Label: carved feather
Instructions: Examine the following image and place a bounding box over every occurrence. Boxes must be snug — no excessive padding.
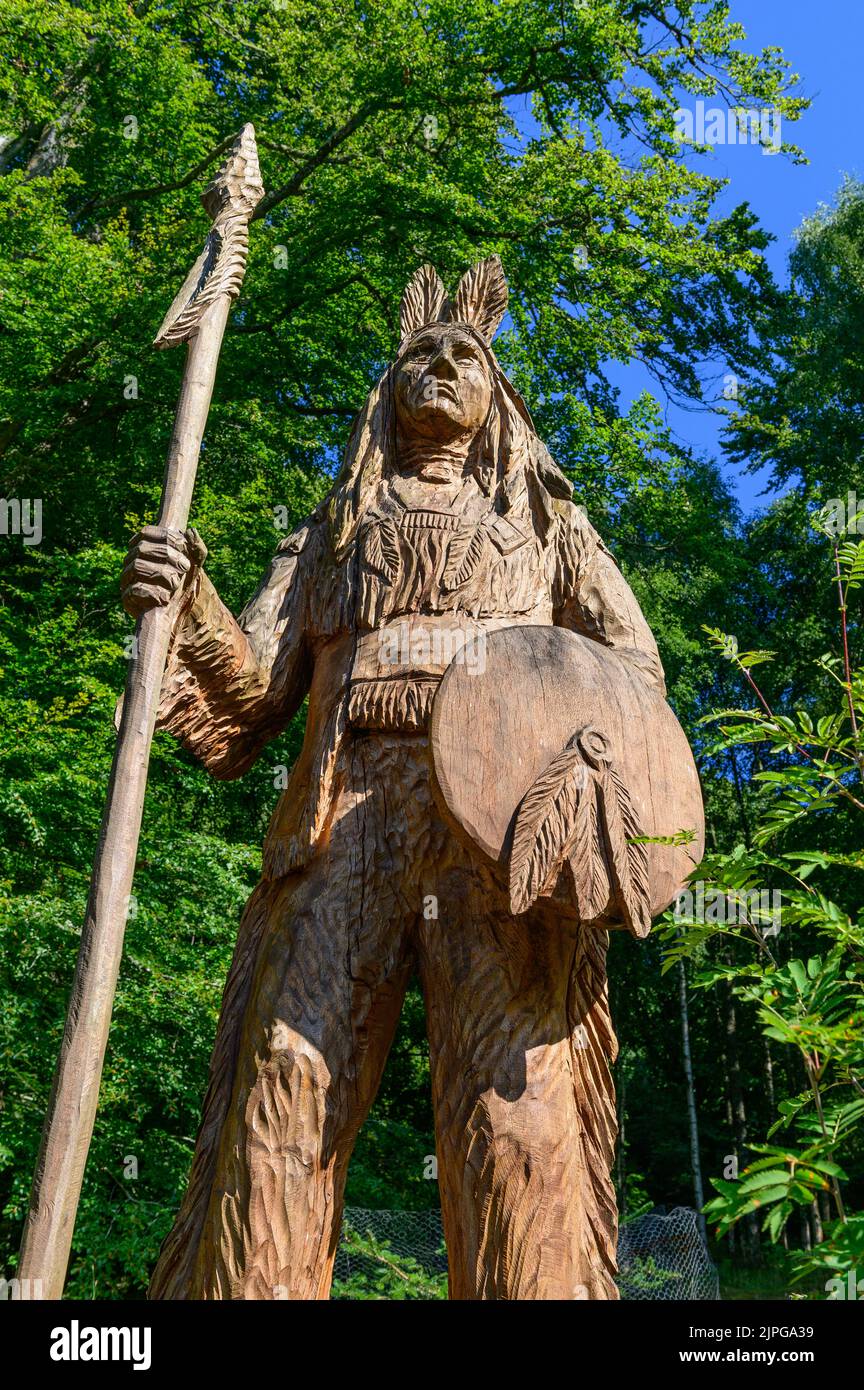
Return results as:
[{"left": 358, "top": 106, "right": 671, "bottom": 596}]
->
[
  {"left": 563, "top": 773, "right": 611, "bottom": 922},
  {"left": 363, "top": 517, "right": 401, "bottom": 582},
  {"left": 596, "top": 766, "right": 652, "bottom": 939},
  {"left": 441, "top": 523, "right": 486, "bottom": 591},
  {"left": 448, "top": 254, "right": 508, "bottom": 343},
  {"left": 399, "top": 263, "right": 447, "bottom": 340},
  {"left": 509, "top": 745, "right": 588, "bottom": 914},
  {"left": 154, "top": 125, "right": 264, "bottom": 349}
]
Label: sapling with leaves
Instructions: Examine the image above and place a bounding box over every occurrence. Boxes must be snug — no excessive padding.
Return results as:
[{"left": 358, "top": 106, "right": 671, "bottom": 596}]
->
[{"left": 657, "top": 510, "right": 864, "bottom": 1293}]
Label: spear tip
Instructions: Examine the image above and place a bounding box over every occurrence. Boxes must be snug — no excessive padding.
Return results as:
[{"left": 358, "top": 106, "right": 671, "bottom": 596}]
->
[
  {"left": 202, "top": 122, "right": 265, "bottom": 222},
  {"left": 153, "top": 124, "right": 266, "bottom": 349}
]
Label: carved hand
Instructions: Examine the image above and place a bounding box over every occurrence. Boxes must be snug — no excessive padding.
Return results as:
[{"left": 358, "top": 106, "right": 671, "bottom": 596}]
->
[{"left": 120, "top": 525, "right": 208, "bottom": 618}]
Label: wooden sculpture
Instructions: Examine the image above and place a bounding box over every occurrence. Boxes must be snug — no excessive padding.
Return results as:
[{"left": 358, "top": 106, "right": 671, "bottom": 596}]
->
[{"left": 123, "top": 257, "right": 704, "bottom": 1301}]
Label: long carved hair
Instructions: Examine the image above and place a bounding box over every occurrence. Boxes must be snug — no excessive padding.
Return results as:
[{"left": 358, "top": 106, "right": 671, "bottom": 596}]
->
[{"left": 327, "top": 256, "right": 573, "bottom": 561}]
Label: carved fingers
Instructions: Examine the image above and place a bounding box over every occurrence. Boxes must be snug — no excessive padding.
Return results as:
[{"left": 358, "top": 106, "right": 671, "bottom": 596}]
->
[
  {"left": 184, "top": 526, "right": 208, "bottom": 568},
  {"left": 120, "top": 524, "right": 206, "bottom": 618}
]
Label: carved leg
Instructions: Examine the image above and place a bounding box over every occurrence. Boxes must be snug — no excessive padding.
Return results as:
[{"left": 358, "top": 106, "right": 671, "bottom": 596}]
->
[
  {"left": 193, "top": 866, "right": 410, "bottom": 1300},
  {"left": 151, "top": 737, "right": 417, "bottom": 1300},
  {"left": 418, "top": 862, "right": 618, "bottom": 1300}
]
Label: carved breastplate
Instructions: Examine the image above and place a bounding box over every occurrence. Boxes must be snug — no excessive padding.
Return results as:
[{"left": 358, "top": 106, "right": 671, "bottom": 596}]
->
[
  {"left": 356, "top": 475, "right": 546, "bottom": 627},
  {"left": 348, "top": 473, "right": 554, "bottom": 731}
]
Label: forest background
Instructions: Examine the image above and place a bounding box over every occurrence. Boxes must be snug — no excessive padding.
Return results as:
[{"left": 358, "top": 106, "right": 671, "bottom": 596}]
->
[{"left": 1, "top": 0, "right": 862, "bottom": 1298}]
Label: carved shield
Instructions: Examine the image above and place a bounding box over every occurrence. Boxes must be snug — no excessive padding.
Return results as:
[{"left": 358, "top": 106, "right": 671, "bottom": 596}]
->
[{"left": 429, "top": 625, "right": 704, "bottom": 935}]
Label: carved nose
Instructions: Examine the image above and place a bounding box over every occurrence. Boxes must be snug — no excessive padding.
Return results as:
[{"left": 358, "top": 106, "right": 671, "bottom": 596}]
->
[{"left": 430, "top": 347, "right": 459, "bottom": 380}]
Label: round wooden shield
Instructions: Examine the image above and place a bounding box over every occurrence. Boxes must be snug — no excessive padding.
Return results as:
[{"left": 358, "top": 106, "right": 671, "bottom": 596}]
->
[{"left": 430, "top": 625, "right": 704, "bottom": 923}]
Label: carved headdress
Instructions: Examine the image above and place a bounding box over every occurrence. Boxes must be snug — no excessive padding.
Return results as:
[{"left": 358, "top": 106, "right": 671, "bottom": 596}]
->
[{"left": 328, "top": 255, "right": 573, "bottom": 560}]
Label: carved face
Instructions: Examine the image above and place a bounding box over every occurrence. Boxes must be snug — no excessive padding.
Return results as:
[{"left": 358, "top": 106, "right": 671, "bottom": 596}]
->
[{"left": 394, "top": 326, "right": 493, "bottom": 443}]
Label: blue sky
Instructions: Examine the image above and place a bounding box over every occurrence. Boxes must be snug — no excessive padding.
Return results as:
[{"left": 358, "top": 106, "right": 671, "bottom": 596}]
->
[
  {"left": 661, "top": 0, "right": 863, "bottom": 512},
  {"left": 518, "top": 2, "right": 863, "bottom": 514}
]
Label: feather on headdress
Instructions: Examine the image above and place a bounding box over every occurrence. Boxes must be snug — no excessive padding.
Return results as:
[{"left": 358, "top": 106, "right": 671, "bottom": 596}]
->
[{"left": 328, "top": 256, "right": 571, "bottom": 560}]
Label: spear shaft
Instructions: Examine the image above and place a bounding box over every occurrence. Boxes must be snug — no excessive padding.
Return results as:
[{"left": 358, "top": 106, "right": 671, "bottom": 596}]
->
[{"left": 17, "top": 126, "right": 264, "bottom": 1300}]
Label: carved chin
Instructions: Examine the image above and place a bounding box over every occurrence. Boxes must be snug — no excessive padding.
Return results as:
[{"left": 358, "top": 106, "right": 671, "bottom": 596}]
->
[
  {"left": 415, "top": 460, "right": 456, "bottom": 482},
  {"left": 405, "top": 401, "right": 479, "bottom": 442}
]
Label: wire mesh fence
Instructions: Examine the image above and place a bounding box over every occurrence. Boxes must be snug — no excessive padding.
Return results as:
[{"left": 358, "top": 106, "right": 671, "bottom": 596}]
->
[
  {"left": 617, "top": 1206, "right": 720, "bottom": 1300},
  {"left": 332, "top": 1204, "right": 719, "bottom": 1300}
]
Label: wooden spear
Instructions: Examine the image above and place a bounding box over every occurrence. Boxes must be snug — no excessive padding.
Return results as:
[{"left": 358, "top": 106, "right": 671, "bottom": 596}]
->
[{"left": 16, "top": 124, "right": 265, "bottom": 1300}]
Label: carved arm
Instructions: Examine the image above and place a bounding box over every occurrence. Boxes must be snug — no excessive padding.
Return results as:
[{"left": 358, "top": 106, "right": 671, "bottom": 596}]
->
[{"left": 150, "top": 523, "right": 317, "bottom": 778}]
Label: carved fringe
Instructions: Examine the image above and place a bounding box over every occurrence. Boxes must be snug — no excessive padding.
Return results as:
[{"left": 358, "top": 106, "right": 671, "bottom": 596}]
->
[
  {"left": 149, "top": 882, "right": 276, "bottom": 1299},
  {"left": 264, "top": 697, "right": 348, "bottom": 881},
  {"left": 346, "top": 677, "right": 438, "bottom": 732},
  {"left": 569, "top": 925, "right": 619, "bottom": 1298}
]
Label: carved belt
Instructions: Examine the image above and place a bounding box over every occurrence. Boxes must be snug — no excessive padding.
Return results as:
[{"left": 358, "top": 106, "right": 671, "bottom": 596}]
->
[
  {"left": 346, "top": 613, "right": 540, "bottom": 732},
  {"left": 347, "top": 676, "right": 441, "bottom": 732}
]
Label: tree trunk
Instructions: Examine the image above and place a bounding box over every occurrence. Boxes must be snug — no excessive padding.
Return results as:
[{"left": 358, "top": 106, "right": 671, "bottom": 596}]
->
[
  {"left": 799, "top": 1208, "right": 812, "bottom": 1252},
  {"left": 678, "top": 959, "right": 707, "bottom": 1242},
  {"left": 723, "top": 973, "right": 761, "bottom": 1264},
  {"left": 713, "top": 993, "right": 737, "bottom": 1258},
  {"left": 809, "top": 1199, "right": 824, "bottom": 1247},
  {"left": 763, "top": 1036, "right": 776, "bottom": 1112},
  {"left": 819, "top": 1191, "right": 832, "bottom": 1228}
]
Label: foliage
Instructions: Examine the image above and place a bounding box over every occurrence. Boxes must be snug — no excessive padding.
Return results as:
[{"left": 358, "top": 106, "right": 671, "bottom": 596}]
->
[
  {"left": 2, "top": 0, "right": 855, "bottom": 1303},
  {"left": 723, "top": 178, "right": 864, "bottom": 501},
  {"left": 330, "top": 1222, "right": 447, "bottom": 1301},
  {"left": 658, "top": 523, "right": 864, "bottom": 1293}
]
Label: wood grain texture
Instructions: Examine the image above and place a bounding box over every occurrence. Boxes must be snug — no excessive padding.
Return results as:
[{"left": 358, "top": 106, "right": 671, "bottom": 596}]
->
[
  {"left": 150, "top": 738, "right": 619, "bottom": 1300},
  {"left": 141, "top": 258, "right": 703, "bottom": 1301},
  {"left": 430, "top": 625, "right": 704, "bottom": 929},
  {"left": 509, "top": 740, "right": 589, "bottom": 913}
]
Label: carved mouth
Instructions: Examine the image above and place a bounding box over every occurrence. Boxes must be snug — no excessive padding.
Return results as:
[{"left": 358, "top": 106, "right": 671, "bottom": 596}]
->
[{"left": 429, "top": 381, "right": 460, "bottom": 405}]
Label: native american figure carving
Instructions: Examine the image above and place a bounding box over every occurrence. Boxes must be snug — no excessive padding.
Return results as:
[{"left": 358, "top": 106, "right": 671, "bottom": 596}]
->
[{"left": 124, "top": 257, "right": 703, "bottom": 1301}]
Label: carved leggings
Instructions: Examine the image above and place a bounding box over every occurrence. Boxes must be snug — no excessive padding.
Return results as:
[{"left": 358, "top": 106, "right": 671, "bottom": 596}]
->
[{"left": 149, "top": 734, "right": 618, "bottom": 1301}]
